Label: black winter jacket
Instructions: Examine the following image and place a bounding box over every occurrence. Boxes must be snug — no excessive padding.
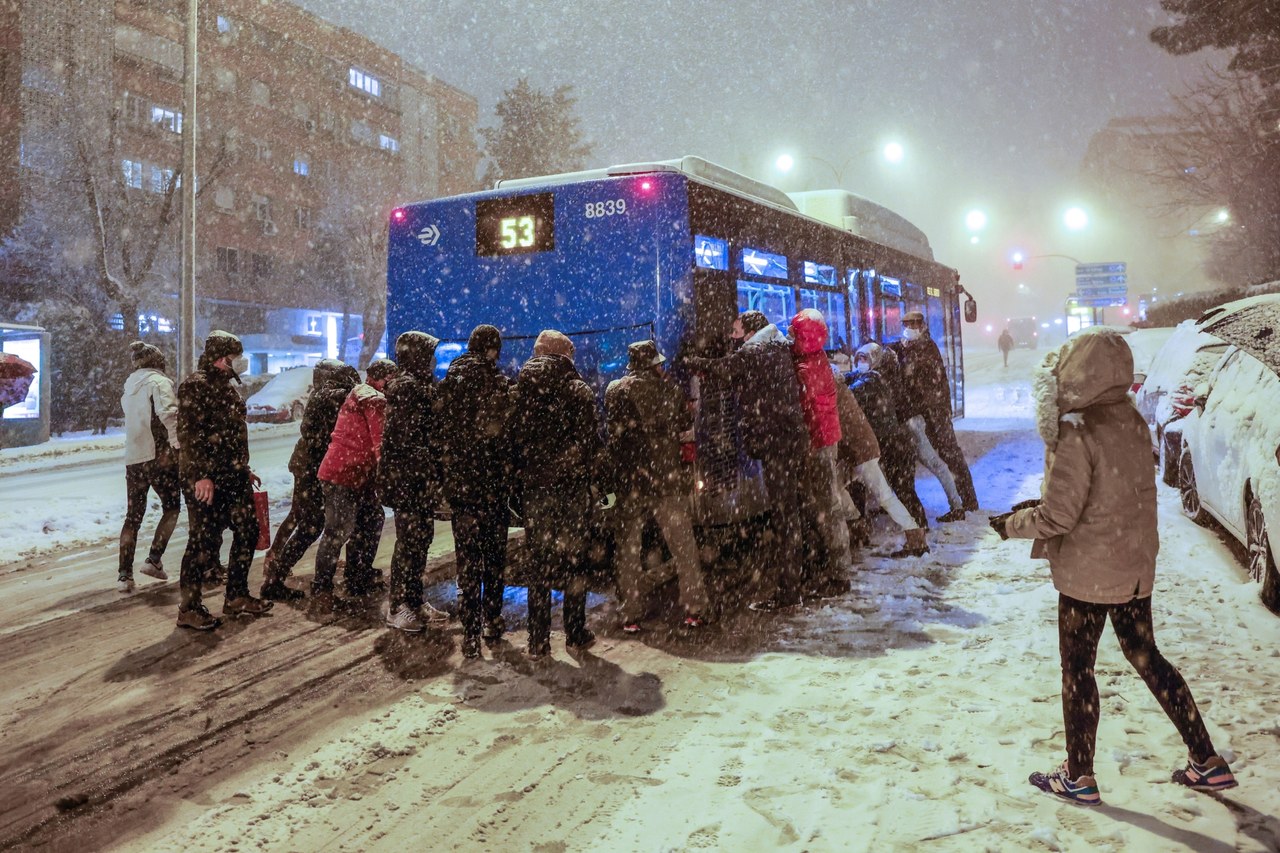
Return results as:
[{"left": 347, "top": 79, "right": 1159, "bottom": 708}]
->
[
  {"left": 848, "top": 368, "right": 912, "bottom": 458},
  {"left": 288, "top": 369, "right": 356, "bottom": 478},
  {"left": 380, "top": 372, "right": 441, "bottom": 511},
  {"left": 436, "top": 351, "right": 513, "bottom": 508},
  {"left": 887, "top": 337, "right": 952, "bottom": 423},
  {"left": 509, "top": 354, "right": 602, "bottom": 500},
  {"left": 604, "top": 368, "right": 692, "bottom": 500},
  {"left": 177, "top": 366, "right": 250, "bottom": 484}
]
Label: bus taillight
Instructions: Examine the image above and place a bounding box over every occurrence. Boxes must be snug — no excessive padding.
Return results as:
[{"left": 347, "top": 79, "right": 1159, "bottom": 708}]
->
[
  {"left": 391, "top": 208, "right": 406, "bottom": 222},
  {"left": 639, "top": 179, "right": 654, "bottom": 193}
]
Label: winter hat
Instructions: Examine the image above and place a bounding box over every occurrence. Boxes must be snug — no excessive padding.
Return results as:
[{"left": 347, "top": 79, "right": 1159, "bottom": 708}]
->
[
  {"left": 313, "top": 358, "right": 358, "bottom": 391},
  {"left": 394, "top": 330, "right": 440, "bottom": 378},
  {"left": 855, "top": 342, "right": 883, "bottom": 369},
  {"left": 626, "top": 340, "right": 666, "bottom": 372},
  {"left": 903, "top": 309, "right": 925, "bottom": 324},
  {"left": 533, "top": 329, "right": 575, "bottom": 359},
  {"left": 129, "top": 340, "right": 165, "bottom": 370},
  {"left": 201, "top": 330, "right": 243, "bottom": 363},
  {"left": 467, "top": 324, "right": 502, "bottom": 356},
  {"left": 364, "top": 358, "right": 399, "bottom": 384},
  {"left": 739, "top": 310, "right": 770, "bottom": 337}
]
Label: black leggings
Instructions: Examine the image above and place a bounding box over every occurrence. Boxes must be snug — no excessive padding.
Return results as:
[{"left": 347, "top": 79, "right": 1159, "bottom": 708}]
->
[
  {"left": 1059, "top": 594, "right": 1215, "bottom": 778},
  {"left": 119, "top": 456, "right": 182, "bottom": 577}
]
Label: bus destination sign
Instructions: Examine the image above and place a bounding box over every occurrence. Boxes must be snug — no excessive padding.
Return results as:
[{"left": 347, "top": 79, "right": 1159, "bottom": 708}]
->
[{"left": 475, "top": 192, "right": 555, "bottom": 256}]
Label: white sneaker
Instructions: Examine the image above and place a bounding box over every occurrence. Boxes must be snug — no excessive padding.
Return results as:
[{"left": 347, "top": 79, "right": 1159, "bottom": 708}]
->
[
  {"left": 139, "top": 557, "right": 168, "bottom": 580},
  {"left": 419, "top": 602, "right": 451, "bottom": 626},
  {"left": 117, "top": 577, "right": 136, "bottom": 593},
  {"left": 385, "top": 604, "right": 424, "bottom": 633}
]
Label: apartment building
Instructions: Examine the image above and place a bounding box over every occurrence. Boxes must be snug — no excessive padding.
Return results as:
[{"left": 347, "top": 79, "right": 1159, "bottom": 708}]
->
[{"left": 1, "top": 0, "right": 480, "bottom": 371}]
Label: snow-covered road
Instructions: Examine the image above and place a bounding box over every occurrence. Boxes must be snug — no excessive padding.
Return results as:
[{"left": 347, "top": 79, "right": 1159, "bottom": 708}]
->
[{"left": 1, "top": 346, "right": 1278, "bottom": 852}]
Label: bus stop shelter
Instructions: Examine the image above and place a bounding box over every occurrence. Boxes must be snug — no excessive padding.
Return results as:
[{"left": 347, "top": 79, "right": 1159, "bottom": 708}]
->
[{"left": 1, "top": 322, "right": 50, "bottom": 448}]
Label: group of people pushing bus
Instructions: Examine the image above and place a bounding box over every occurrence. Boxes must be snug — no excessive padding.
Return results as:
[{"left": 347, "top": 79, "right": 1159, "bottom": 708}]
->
[{"left": 116, "top": 304, "right": 977, "bottom": 659}]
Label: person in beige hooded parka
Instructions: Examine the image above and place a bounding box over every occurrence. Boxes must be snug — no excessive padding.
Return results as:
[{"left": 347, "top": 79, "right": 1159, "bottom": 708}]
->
[{"left": 995, "top": 328, "right": 1237, "bottom": 805}]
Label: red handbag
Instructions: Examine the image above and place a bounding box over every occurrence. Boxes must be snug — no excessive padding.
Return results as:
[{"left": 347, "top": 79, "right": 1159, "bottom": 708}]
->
[{"left": 253, "top": 490, "right": 271, "bottom": 551}]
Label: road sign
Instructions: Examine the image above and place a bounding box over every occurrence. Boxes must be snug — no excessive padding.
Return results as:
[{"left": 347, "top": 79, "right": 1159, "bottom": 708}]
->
[
  {"left": 1075, "top": 273, "right": 1128, "bottom": 286},
  {"left": 1076, "top": 284, "right": 1128, "bottom": 297},
  {"left": 1072, "top": 293, "right": 1127, "bottom": 308},
  {"left": 1075, "top": 262, "right": 1126, "bottom": 277}
]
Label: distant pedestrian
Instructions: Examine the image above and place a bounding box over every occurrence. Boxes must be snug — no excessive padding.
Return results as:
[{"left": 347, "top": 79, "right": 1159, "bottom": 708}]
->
[
  {"left": 312, "top": 359, "right": 398, "bottom": 611},
  {"left": 849, "top": 343, "right": 927, "bottom": 529},
  {"left": 509, "top": 330, "right": 601, "bottom": 657},
  {"left": 887, "top": 310, "right": 977, "bottom": 518},
  {"left": 606, "top": 339, "right": 709, "bottom": 632},
  {"left": 380, "top": 333, "right": 451, "bottom": 634},
  {"left": 260, "top": 359, "right": 359, "bottom": 602},
  {"left": 175, "top": 331, "right": 273, "bottom": 630},
  {"left": 437, "top": 324, "right": 515, "bottom": 657},
  {"left": 998, "top": 328, "right": 1014, "bottom": 368},
  {"left": 684, "top": 311, "right": 811, "bottom": 611},
  {"left": 992, "top": 328, "right": 1236, "bottom": 806},
  {"left": 117, "top": 341, "right": 180, "bottom": 593}
]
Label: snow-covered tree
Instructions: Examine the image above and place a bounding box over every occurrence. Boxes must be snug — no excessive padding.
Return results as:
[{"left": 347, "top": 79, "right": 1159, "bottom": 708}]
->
[{"left": 479, "top": 78, "right": 594, "bottom": 185}]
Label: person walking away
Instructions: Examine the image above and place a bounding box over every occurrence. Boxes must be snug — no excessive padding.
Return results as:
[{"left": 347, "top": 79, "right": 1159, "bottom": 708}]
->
[
  {"left": 509, "top": 330, "right": 601, "bottom": 657},
  {"left": 998, "top": 328, "right": 1014, "bottom": 368},
  {"left": 118, "top": 341, "right": 181, "bottom": 592},
  {"left": 312, "top": 359, "right": 397, "bottom": 611},
  {"left": 992, "top": 328, "right": 1236, "bottom": 805},
  {"left": 888, "top": 309, "right": 979, "bottom": 513},
  {"left": 683, "top": 310, "right": 811, "bottom": 611},
  {"left": 833, "top": 371, "right": 928, "bottom": 558},
  {"left": 789, "top": 309, "right": 853, "bottom": 598},
  {"left": 437, "top": 325, "right": 514, "bottom": 657},
  {"left": 848, "top": 344, "right": 928, "bottom": 529},
  {"left": 260, "top": 359, "right": 359, "bottom": 601},
  {"left": 606, "top": 340, "right": 710, "bottom": 633},
  {"left": 175, "top": 331, "right": 273, "bottom": 630},
  {"left": 380, "top": 333, "right": 451, "bottom": 633}
]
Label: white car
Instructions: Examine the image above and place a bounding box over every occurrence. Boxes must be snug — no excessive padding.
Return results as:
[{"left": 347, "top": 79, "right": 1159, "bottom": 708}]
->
[
  {"left": 1177, "top": 343, "right": 1280, "bottom": 607},
  {"left": 245, "top": 366, "right": 314, "bottom": 423}
]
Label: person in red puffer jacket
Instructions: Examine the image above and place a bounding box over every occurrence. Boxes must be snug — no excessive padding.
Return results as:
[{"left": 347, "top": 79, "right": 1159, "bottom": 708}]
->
[
  {"left": 789, "top": 309, "right": 853, "bottom": 598},
  {"left": 312, "top": 359, "right": 398, "bottom": 607}
]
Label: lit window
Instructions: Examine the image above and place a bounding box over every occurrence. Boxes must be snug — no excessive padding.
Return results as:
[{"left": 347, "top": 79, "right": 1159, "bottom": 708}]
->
[
  {"left": 150, "top": 106, "right": 182, "bottom": 134},
  {"left": 378, "top": 134, "right": 399, "bottom": 152},
  {"left": 293, "top": 158, "right": 309, "bottom": 177},
  {"left": 694, "top": 235, "right": 728, "bottom": 270},
  {"left": 216, "top": 15, "right": 231, "bottom": 33},
  {"left": 121, "top": 158, "right": 144, "bottom": 189},
  {"left": 150, "top": 165, "right": 175, "bottom": 194},
  {"left": 348, "top": 67, "right": 381, "bottom": 97},
  {"left": 741, "top": 247, "right": 789, "bottom": 280},
  {"left": 803, "top": 261, "right": 836, "bottom": 287}
]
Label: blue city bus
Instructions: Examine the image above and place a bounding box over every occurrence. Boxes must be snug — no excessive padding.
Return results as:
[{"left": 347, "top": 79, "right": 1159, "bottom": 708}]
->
[{"left": 386, "top": 156, "right": 971, "bottom": 529}]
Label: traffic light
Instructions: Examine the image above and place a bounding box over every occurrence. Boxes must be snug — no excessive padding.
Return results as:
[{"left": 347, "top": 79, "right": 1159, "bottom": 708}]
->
[{"left": 1011, "top": 251, "right": 1025, "bottom": 270}]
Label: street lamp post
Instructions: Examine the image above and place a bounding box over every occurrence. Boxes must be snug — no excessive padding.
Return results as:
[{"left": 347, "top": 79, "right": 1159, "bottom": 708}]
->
[{"left": 178, "top": 0, "right": 198, "bottom": 379}]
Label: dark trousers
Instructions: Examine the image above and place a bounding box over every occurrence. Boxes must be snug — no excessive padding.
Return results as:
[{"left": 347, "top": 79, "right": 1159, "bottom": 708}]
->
[
  {"left": 119, "top": 455, "right": 182, "bottom": 578},
  {"left": 453, "top": 501, "right": 510, "bottom": 640},
  {"left": 524, "top": 490, "right": 590, "bottom": 650},
  {"left": 269, "top": 471, "right": 326, "bottom": 580},
  {"left": 389, "top": 507, "right": 435, "bottom": 610},
  {"left": 761, "top": 456, "right": 806, "bottom": 604},
  {"left": 313, "top": 481, "right": 384, "bottom": 594},
  {"left": 1059, "top": 594, "right": 1216, "bottom": 778},
  {"left": 880, "top": 438, "right": 928, "bottom": 528},
  {"left": 179, "top": 474, "right": 255, "bottom": 608},
  {"left": 924, "top": 414, "right": 978, "bottom": 509}
]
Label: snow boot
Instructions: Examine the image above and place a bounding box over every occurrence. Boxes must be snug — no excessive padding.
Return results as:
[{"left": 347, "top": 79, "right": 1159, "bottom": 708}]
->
[
  {"left": 260, "top": 579, "right": 305, "bottom": 602},
  {"left": 223, "top": 595, "right": 274, "bottom": 617},
  {"left": 936, "top": 508, "right": 966, "bottom": 523},
  {"left": 177, "top": 603, "right": 221, "bottom": 631},
  {"left": 889, "top": 528, "right": 930, "bottom": 559}
]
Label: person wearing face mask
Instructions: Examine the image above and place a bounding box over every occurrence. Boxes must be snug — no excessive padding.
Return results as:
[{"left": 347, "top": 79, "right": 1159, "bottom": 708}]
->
[
  {"left": 175, "top": 330, "right": 272, "bottom": 631},
  {"left": 848, "top": 344, "right": 928, "bottom": 530},
  {"left": 311, "top": 358, "right": 399, "bottom": 612},
  {"left": 886, "top": 310, "right": 977, "bottom": 519}
]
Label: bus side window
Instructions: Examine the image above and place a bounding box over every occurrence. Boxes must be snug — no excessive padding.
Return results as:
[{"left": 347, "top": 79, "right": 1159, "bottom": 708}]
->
[{"left": 737, "top": 280, "right": 795, "bottom": 332}]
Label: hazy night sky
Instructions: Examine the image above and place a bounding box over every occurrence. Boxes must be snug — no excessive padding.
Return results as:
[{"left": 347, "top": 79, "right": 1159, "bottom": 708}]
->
[{"left": 297, "top": 0, "right": 1222, "bottom": 323}]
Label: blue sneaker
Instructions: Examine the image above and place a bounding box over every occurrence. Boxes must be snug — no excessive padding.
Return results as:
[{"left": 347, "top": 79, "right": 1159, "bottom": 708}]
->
[
  {"left": 1172, "top": 756, "right": 1238, "bottom": 792},
  {"left": 1029, "top": 762, "right": 1102, "bottom": 806}
]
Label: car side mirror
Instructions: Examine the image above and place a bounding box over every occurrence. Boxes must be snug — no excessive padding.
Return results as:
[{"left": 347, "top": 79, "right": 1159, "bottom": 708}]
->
[{"left": 963, "top": 297, "right": 978, "bottom": 324}]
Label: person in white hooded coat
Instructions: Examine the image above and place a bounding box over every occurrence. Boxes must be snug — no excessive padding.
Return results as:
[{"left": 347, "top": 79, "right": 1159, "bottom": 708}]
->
[{"left": 117, "top": 341, "right": 181, "bottom": 592}]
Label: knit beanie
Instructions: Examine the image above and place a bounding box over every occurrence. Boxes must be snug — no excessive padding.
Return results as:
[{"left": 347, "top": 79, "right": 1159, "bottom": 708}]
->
[
  {"left": 364, "top": 358, "right": 399, "bottom": 383},
  {"left": 129, "top": 340, "right": 165, "bottom": 370}
]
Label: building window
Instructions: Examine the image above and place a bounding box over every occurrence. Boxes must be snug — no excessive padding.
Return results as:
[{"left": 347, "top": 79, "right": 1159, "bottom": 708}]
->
[
  {"left": 348, "top": 66, "right": 381, "bottom": 97},
  {"left": 295, "top": 207, "right": 311, "bottom": 230},
  {"left": 121, "top": 158, "right": 144, "bottom": 189},
  {"left": 150, "top": 106, "right": 182, "bottom": 134},
  {"left": 214, "top": 187, "right": 235, "bottom": 211},
  {"left": 253, "top": 195, "right": 272, "bottom": 222},
  {"left": 216, "top": 15, "right": 231, "bottom": 33},
  {"left": 293, "top": 158, "right": 309, "bottom": 177},
  {"left": 378, "top": 134, "right": 399, "bottom": 153},
  {"left": 122, "top": 91, "right": 149, "bottom": 124},
  {"left": 251, "top": 253, "right": 273, "bottom": 281},
  {"left": 150, "top": 165, "right": 175, "bottom": 194},
  {"left": 213, "top": 67, "right": 236, "bottom": 93},
  {"left": 249, "top": 79, "right": 270, "bottom": 107},
  {"left": 251, "top": 139, "right": 271, "bottom": 161},
  {"left": 216, "top": 246, "right": 240, "bottom": 277},
  {"left": 349, "top": 119, "right": 373, "bottom": 144}
]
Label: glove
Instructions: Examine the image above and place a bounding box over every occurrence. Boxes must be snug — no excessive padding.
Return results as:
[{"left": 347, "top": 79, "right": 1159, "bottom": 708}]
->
[
  {"left": 988, "top": 511, "right": 1012, "bottom": 541},
  {"left": 1011, "top": 498, "right": 1041, "bottom": 512}
]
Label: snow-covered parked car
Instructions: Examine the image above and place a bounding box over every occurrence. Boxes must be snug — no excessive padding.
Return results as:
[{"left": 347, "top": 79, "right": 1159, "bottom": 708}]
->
[
  {"left": 1177, "top": 308, "right": 1280, "bottom": 610},
  {"left": 1133, "top": 320, "right": 1228, "bottom": 485},
  {"left": 245, "top": 366, "right": 313, "bottom": 423}
]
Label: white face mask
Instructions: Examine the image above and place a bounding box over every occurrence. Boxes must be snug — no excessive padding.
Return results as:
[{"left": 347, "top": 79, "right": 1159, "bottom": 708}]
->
[
  {"left": 855, "top": 361, "right": 872, "bottom": 374},
  {"left": 231, "top": 355, "right": 250, "bottom": 376},
  {"left": 902, "top": 327, "right": 923, "bottom": 342}
]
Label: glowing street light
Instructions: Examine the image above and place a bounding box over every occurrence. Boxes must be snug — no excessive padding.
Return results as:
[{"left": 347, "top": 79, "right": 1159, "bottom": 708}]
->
[
  {"left": 1063, "top": 206, "right": 1089, "bottom": 231},
  {"left": 965, "top": 209, "right": 988, "bottom": 232},
  {"left": 774, "top": 142, "right": 906, "bottom": 186},
  {"left": 775, "top": 153, "right": 795, "bottom": 173},
  {"left": 1216, "top": 208, "right": 1230, "bottom": 224},
  {"left": 883, "top": 141, "right": 905, "bottom": 164}
]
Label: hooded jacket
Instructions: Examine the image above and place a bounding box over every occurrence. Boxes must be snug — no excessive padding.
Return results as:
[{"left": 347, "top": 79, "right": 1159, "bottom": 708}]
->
[
  {"left": 1006, "top": 329, "right": 1158, "bottom": 604},
  {"left": 380, "top": 332, "right": 443, "bottom": 510},
  {"left": 689, "top": 323, "right": 809, "bottom": 463},
  {"left": 605, "top": 365, "right": 693, "bottom": 500},
  {"left": 122, "top": 367, "right": 180, "bottom": 465},
  {"left": 177, "top": 363, "right": 250, "bottom": 484},
  {"left": 789, "top": 310, "right": 842, "bottom": 449},
  {"left": 509, "top": 353, "right": 602, "bottom": 498},
  {"left": 833, "top": 376, "right": 880, "bottom": 469},
  {"left": 437, "top": 350, "right": 514, "bottom": 508},
  {"left": 287, "top": 360, "right": 358, "bottom": 478},
  {"left": 318, "top": 382, "right": 389, "bottom": 490}
]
